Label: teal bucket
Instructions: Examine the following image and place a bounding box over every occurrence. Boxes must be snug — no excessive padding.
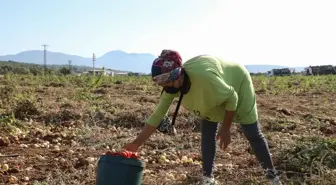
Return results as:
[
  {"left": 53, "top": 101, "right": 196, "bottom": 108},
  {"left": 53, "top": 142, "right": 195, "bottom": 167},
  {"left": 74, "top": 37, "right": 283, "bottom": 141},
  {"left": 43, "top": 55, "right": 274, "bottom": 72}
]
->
[{"left": 95, "top": 155, "right": 145, "bottom": 185}]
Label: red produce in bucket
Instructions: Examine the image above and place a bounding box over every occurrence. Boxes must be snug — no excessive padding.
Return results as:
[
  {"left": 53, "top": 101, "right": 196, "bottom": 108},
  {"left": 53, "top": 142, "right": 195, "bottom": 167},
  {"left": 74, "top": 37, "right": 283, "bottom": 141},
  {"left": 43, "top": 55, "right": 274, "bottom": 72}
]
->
[{"left": 105, "top": 150, "right": 139, "bottom": 159}]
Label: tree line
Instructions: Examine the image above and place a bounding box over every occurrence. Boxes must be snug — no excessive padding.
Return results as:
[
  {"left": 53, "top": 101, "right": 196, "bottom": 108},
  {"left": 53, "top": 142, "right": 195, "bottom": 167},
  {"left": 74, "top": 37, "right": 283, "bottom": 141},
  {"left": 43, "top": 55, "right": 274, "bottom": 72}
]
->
[{"left": 0, "top": 60, "right": 92, "bottom": 75}]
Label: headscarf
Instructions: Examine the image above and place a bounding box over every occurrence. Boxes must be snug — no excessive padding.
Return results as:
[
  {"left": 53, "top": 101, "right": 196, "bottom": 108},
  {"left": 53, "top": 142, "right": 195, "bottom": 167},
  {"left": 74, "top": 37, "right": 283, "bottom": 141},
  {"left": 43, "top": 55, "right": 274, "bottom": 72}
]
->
[{"left": 151, "top": 49, "right": 183, "bottom": 85}]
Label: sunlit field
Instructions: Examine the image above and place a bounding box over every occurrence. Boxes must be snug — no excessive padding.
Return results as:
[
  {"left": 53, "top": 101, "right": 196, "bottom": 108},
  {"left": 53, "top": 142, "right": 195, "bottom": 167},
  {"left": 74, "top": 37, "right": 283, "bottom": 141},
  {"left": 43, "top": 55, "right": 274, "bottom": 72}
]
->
[{"left": 0, "top": 74, "right": 335, "bottom": 185}]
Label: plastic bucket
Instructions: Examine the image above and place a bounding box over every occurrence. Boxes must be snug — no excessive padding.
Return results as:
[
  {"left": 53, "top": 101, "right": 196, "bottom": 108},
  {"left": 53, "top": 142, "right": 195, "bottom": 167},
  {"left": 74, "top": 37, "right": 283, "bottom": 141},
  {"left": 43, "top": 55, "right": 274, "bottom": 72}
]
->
[{"left": 95, "top": 155, "right": 145, "bottom": 185}]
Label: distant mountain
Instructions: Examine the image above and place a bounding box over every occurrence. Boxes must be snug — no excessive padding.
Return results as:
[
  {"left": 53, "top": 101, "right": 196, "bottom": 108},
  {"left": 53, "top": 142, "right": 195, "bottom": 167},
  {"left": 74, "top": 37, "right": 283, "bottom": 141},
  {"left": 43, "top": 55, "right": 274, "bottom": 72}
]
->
[
  {"left": 0, "top": 50, "right": 157, "bottom": 73},
  {"left": 0, "top": 50, "right": 306, "bottom": 73}
]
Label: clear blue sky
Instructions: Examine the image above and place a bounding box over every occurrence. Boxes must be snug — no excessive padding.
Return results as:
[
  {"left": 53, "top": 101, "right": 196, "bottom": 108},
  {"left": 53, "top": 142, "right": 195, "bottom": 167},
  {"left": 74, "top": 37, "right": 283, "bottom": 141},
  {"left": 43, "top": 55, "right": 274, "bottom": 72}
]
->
[{"left": 1, "top": 0, "right": 336, "bottom": 66}]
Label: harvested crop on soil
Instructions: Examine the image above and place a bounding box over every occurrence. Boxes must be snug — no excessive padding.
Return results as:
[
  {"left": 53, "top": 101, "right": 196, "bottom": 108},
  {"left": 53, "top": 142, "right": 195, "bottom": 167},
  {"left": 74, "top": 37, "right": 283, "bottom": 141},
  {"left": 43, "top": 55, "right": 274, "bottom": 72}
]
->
[{"left": 0, "top": 74, "right": 335, "bottom": 185}]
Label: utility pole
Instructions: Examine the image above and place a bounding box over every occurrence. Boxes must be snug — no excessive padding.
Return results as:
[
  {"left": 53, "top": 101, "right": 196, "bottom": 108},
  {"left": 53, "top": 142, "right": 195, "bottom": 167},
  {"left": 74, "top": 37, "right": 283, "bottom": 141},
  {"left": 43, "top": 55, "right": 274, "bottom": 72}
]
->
[
  {"left": 42, "top": 44, "right": 48, "bottom": 75},
  {"left": 68, "top": 60, "right": 72, "bottom": 70},
  {"left": 92, "top": 53, "right": 96, "bottom": 76}
]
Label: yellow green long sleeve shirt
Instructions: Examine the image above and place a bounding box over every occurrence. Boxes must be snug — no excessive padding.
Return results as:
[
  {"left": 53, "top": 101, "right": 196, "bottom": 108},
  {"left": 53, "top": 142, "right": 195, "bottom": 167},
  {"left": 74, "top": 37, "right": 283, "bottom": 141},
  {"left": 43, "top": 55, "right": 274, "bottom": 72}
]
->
[{"left": 146, "top": 55, "right": 258, "bottom": 126}]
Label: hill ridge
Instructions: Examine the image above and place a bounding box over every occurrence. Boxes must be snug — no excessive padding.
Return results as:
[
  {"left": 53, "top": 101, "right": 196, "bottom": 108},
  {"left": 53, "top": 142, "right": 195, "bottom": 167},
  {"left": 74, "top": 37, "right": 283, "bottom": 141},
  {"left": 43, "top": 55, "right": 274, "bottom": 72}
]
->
[{"left": 0, "top": 50, "right": 306, "bottom": 73}]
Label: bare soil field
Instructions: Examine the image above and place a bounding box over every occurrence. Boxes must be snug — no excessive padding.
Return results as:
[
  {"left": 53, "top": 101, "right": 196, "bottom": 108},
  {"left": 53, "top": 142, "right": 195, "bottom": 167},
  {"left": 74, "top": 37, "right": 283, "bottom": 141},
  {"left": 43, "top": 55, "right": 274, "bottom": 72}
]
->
[{"left": 0, "top": 74, "right": 335, "bottom": 185}]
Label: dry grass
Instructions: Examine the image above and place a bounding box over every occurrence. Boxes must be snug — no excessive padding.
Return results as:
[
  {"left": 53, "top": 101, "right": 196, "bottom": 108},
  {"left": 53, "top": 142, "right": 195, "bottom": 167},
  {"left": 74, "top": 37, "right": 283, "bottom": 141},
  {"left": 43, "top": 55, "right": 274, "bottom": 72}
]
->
[{"left": 0, "top": 74, "right": 335, "bottom": 185}]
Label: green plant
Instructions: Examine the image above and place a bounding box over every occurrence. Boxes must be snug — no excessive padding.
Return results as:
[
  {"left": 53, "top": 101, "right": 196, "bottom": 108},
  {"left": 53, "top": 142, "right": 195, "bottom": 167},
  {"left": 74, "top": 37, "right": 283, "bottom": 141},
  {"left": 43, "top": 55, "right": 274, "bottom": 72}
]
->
[
  {"left": 0, "top": 112, "right": 22, "bottom": 134},
  {"left": 277, "top": 137, "right": 336, "bottom": 180}
]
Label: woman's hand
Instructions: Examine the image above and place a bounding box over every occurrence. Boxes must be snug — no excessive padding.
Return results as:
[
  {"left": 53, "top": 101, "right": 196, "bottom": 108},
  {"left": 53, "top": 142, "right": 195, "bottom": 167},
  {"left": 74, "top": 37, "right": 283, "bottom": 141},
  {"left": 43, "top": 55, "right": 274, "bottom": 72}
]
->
[
  {"left": 217, "top": 110, "right": 234, "bottom": 150},
  {"left": 123, "top": 143, "right": 140, "bottom": 152},
  {"left": 122, "top": 123, "right": 157, "bottom": 152},
  {"left": 216, "top": 128, "right": 231, "bottom": 150}
]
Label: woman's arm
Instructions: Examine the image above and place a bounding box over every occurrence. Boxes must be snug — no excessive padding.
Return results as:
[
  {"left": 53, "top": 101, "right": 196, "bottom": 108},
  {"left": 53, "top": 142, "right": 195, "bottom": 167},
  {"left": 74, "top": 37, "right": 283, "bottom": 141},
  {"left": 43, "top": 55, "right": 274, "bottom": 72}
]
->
[
  {"left": 146, "top": 91, "right": 177, "bottom": 127},
  {"left": 220, "top": 110, "right": 235, "bottom": 131},
  {"left": 124, "top": 91, "right": 177, "bottom": 151},
  {"left": 131, "top": 124, "right": 157, "bottom": 146}
]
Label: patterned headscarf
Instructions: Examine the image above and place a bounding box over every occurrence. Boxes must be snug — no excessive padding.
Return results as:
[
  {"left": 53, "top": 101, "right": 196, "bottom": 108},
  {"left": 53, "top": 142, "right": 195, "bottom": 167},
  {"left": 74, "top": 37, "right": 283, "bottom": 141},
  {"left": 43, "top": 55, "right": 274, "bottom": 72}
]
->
[{"left": 151, "top": 49, "right": 183, "bottom": 85}]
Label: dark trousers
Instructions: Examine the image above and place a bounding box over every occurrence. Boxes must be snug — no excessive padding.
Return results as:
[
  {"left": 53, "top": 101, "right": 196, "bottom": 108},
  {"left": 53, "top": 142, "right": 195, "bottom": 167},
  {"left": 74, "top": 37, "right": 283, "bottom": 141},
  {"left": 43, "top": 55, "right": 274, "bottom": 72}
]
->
[{"left": 201, "top": 120, "right": 277, "bottom": 179}]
